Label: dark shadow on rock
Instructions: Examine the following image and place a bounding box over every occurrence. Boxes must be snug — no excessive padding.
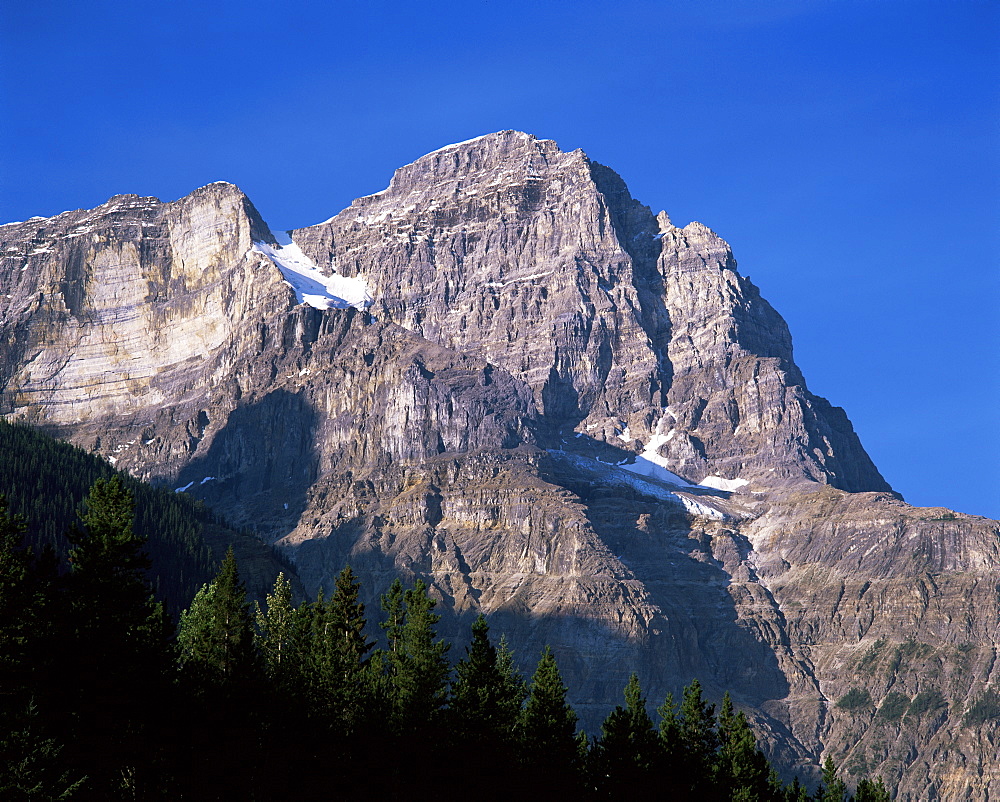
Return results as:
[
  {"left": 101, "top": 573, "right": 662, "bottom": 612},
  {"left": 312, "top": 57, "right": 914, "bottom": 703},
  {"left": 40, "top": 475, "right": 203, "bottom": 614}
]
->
[{"left": 176, "top": 388, "right": 320, "bottom": 547}]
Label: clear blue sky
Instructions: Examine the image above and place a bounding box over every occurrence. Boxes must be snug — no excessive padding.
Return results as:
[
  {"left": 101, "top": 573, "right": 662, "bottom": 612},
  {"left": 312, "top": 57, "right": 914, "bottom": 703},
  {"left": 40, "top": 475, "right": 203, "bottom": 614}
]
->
[{"left": 2, "top": 0, "right": 997, "bottom": 518}]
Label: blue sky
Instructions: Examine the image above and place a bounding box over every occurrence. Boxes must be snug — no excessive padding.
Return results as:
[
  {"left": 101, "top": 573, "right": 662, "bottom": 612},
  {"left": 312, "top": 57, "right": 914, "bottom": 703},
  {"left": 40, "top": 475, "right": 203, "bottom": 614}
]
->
[{"left": 2, "top": 0, "right": 997, "bottom": 518}]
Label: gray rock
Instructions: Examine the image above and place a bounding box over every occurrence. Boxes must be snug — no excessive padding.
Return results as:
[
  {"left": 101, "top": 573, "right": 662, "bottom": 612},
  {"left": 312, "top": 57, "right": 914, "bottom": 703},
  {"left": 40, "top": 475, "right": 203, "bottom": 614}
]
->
[{"left": 2, "top": 132, "right": 997, "bottom": 799}]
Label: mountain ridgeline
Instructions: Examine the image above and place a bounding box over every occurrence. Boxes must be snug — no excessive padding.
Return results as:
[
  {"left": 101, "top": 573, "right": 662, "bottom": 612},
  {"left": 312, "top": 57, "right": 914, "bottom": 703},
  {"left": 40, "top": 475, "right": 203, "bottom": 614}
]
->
[{"left": 1, "top": 131, "right": 997, "bottom": 798}]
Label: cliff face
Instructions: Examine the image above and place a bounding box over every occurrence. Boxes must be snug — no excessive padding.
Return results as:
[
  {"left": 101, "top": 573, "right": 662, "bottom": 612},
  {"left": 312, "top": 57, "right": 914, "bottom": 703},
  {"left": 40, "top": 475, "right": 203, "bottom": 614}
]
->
[
  {"left": 2, "top": 132, "right": 997, "bottom": 799},
  {"left": 293, "top": 130, "right": 889, "bottom": 493}
]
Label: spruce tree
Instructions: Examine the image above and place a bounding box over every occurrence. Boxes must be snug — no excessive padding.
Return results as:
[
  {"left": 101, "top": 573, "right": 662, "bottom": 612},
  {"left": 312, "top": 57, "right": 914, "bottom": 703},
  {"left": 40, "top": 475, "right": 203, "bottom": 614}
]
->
[
  {"left": 854, "top": 776, "right": 891, "bottom": 802},
  {"left": 0, "top": 496, "right": 32, "bottom": 695},
  {"left": 328, "top": 565, "right": 375, "bottom": 677},
  {"left": 716, "top": 692, "right": 774, "bottom": 800},
  {"left": 495, "top": 633, "right": 528, "bottom": 732},
  {"left": 520, "top": 646, "right": 580, "bottom": 793},
  {"left": 815, "top": 756, "right": 847, "bottom": 802},
  {"left": 398, "top": 580, "right": 451, "bottom": 727},
  {"left": 177, "top": 546, "right": 255, "bottom": 682},
  {"left": 451, "top": 615, "right": 523, "bottom": 743},
  {"left": 255, "top": 571, "right": 301, "bottom": 686},
  {"left": 677, "top": 678, "right": 720, "bottom": 793},
  {"left": 62, "top": 476, "right": 173, "bottom": 793},
  {"left": 591, "top": 672, "right": 662, "bottom": 797}
]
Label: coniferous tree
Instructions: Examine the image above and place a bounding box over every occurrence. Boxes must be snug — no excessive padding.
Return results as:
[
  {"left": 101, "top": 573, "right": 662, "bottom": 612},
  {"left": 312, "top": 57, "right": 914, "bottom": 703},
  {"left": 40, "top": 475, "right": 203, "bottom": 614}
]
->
[
  {"left": 177, "top": 546, "right": 255, "bottom": 682},
  {"left": 301, "top": 567, "right": 376, "bottom": 731},
  {"left": 450, "top": 618, "right": 525, "bottom": 744},
  {"left": 854, "top": 776, "right": 891, "bottom": 802},
  {"left": 495, "top": 633, "right": 528, "bottom": 732},
  {"left": 328, "top": 565, "right": 375, "bottom": 679},
  {"left": 520, "top": 646, "right": 580, "bottom": 793},
  {"left": 716, "top": 692, "right": 775, "bottom": 801},
  {"left": 175, "top": 547, "right": 261, "bottom": 798},
  {"left": 678, "top": 678, "right": 720, "bottom": 794},
  {"left": 0, "top": 496, "right": 32, "bottom": 695},
  {"left": 591, "top": 673, "right": 661, "bottom": 797},
  {"left": 397, "top": 580, "right": 451, "bottom": 727},
  {"left": 448, "top": 615, "right": 525, "bottom": 791},
  {"left": 657, "top": 690, "right": 684, "bottom": 781},
  {"left": 67, "top": 476, "right": 171, "bottom": 650},
  {"left": 255, "top": 570, "right": 308, "bottom": 703},
  {"left": 815, "top": 756, "right": 847, "bottom": 802},
  {"left": 62, "top": 476, "right": 173, "bottom": 794},
  {"left": 380, "top": 577, "right": 405, "bottom": 655}
]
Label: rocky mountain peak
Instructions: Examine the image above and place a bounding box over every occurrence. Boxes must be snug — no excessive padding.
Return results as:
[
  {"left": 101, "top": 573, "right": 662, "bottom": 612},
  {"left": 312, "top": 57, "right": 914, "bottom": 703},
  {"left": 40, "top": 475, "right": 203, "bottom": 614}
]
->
[
  {"left": 3, "top": 134, "right": 994, "bottom": 798},
  {"left": 293, "top": 131, "right": 888, "bottom": 494}
]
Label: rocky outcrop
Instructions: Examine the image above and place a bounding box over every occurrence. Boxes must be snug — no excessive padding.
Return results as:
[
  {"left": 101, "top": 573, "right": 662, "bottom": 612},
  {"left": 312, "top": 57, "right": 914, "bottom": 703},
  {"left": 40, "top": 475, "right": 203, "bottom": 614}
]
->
[
  {"left": 2, "top": 132, "right": 997, "bottom": 799},
  {"left": 293, "top": 130, "right": 889, "bottom": 493}
]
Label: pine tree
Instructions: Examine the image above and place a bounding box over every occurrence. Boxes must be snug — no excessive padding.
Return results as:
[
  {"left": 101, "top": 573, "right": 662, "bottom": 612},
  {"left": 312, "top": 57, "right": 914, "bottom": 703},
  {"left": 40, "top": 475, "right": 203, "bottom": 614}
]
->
[
  {"left": 815, "top": 756, "right": 847, "bottom": 802},
  {"left": 591, "top": 672, "right": 661, "bottom": 797},
  {"left": 520, "top": 646, "right": 580, "bottom": 793},
  {"left": 677, "top": 679, "right": 720, "bottom": 794},
  {"left": 716, "top": 692, "right": 773, "bottom": 801},
  {"left": 854, "top": 776, "right": 891, "bottom": 802},
  {"left": 451, "top": 615, "right": 523, "bottom": 742},
  {"left": 177, "top": 546, "right": 255, "bottom": 682}
]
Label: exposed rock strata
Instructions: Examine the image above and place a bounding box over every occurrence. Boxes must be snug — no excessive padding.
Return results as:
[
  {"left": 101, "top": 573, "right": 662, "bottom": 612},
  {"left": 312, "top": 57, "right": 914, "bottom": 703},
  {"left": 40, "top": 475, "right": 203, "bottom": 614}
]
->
[{"left": 2, "top": 132, "right": 997, "bottom": 799}]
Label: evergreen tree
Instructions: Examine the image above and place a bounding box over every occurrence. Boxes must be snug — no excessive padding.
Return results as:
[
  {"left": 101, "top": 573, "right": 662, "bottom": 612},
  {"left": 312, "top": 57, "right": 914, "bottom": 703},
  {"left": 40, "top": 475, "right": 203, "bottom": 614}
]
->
[
  {"left": 177, "top": 546, "right": 255, "bottom": 682},
  {"left": 815, "top": 756, "right": 847, "bottom": 802},
  {"left": 174, "top": 548, "right": 262, "bottom": 798},
  {"left": 854, "top": 776, "right": 891, "bottom": 802},
  {"left": 0, "top": 496, "right": 32, "bottom": 696},
  {"left": 0, "top": 700, "right": 87, "bottom": 800},
  {"left": 451, "top": 615, "right": 523, "bottom": 743},
  {"left": 67, "top": 476, "right": 170, "bottom": 648},
  {"left": 657, "top": 690, "right": 681, "bottom": 751},
  {"left": 591, "top": 672, "right": 661, "bottom": 797},
  {"left": 677, "top": 678, "right": 720, "bottom": 793},
  {"left": 61, "top": 476, "right": 173, "bottom": 794},
  {"left": 380, "top": 577, "right": 405, "bottom": 655},
  {"left": 328, "top": 565, "right": 375, "bottom": 677},
  {"left": 716, "top": 692, "right": 774, "bottom": 801},
  {"left": 447, "top": 616, "right": 525, "bottom": 792},
  {"left": 519, "top": 646, "right": 580, "bottom": 793},
  {"left": 398, "top": 580, "right": 451, "bottom": 727},
  {"left": 495, "top": 633, "right": 528, "bottom": 731}
]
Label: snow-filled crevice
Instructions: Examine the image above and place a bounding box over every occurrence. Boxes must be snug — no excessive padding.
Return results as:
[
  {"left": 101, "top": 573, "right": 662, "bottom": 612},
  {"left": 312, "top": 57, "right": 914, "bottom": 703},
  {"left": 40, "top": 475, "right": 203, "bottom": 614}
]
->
[{"left": 253, "top": 239, "right": 373, "bottom": 311}]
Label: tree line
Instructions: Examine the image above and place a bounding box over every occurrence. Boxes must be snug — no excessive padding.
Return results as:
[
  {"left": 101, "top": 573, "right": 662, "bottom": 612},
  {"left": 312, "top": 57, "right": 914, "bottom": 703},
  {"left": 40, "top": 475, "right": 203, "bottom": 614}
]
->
[{"left": 1, "top": 476, "right": 892, "bottom": 800}]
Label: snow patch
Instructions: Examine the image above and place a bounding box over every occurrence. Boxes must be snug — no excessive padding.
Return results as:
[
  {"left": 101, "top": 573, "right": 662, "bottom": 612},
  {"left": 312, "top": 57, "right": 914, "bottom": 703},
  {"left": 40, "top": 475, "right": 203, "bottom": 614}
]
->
[
  {"left": 700, "top": 476, "right": 749, "bottom": 492},
  {"left": 199, "top": 476, "right": 215, "bottom": 485},
  {"left": 254, "top": 240, "right": 373, "bottom": 311},
  {"left": 175, "top": 481, "right": 194, "bottom": 493},
  {"left": 422, "top": 133, "right": 497, "bottom": 158},
  {"left": 621, "top": 433, "right": 696, "bottom": 487},
  {"left": 547, "top": 450, "right": 727, "bottom": 520}
]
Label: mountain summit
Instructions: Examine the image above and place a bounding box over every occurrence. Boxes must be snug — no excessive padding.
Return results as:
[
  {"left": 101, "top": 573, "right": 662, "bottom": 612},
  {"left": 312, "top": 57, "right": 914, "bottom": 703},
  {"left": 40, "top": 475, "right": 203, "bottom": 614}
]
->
[{"left": 2, "top": 132, "right": 997, "bottom": 798}]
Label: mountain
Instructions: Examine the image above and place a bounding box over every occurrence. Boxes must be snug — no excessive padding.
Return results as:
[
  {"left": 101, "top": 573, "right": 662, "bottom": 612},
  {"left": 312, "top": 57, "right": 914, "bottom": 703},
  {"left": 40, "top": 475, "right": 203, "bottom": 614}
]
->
[{"left": 1, "top": 131, "right": 997, "bottom": 798}]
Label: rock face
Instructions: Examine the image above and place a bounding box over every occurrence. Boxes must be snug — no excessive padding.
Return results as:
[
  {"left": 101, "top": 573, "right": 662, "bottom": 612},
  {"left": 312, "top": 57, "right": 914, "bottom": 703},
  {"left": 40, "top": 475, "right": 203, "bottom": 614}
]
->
[
  {"left": 2, "top": 132, "right": 997, "bottom": 799},
  {"left": 293, "top": 130, "right": 888, "bottom": 492}
]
